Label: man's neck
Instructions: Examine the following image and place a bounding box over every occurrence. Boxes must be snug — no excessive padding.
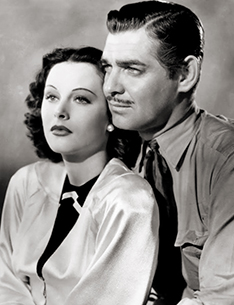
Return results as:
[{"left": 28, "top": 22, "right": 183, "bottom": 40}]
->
[{"left": 140, "top": 99, "right": 197, "bottom": 141}]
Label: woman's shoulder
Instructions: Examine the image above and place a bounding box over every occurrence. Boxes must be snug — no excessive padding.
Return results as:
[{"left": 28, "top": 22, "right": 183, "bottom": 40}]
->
[
  {"left": 91, "top": 158, "right": 156, "bottom": 212},
  {"left": 11, "top": 160, "right": 64, "bottom": 180},
  {"left": 9, "top": 161, "right": 41, "bottom": 185},
  {"left": 9, "top": 160, "right": 66, "bottom": 196},
  {"left": 103, "top": 158, "right": 152, "bottom": 189}
]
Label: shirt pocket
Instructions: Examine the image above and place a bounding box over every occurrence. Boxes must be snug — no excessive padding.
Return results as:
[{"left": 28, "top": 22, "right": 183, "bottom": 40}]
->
[{"left": 176, "top": 230, "right": 208, "bottom": 291}]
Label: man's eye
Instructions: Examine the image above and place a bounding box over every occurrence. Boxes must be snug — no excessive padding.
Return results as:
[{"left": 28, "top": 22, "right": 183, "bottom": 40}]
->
[
  {"left": 126, "top": 67, "right": 141, "bottom": 75},
  {"left": 74, "top": 96, "right": 90, "bottom": 104}
]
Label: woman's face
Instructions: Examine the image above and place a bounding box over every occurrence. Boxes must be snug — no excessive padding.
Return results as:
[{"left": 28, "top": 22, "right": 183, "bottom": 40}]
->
[{"left": 41, "top": 61, "right": 109, "bottom": 162}]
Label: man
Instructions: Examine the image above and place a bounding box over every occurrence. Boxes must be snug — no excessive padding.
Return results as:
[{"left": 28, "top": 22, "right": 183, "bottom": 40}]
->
[{"left": 101, "top": 1, "right": 234, "bottom": 305}]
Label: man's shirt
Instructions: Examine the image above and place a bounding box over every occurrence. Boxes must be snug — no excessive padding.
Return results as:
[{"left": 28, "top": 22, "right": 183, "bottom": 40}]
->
[{"left": 138, "top": 105, "right": 234, "bottom": 305}]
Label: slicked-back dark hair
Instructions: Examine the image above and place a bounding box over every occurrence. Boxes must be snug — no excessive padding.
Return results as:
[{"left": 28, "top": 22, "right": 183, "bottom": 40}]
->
[
  {"left": 107, "top": 0, "right": 204, "bottom": 81},
  {"left": 24, "top": 47, "right": 141, "bottom": 168}
]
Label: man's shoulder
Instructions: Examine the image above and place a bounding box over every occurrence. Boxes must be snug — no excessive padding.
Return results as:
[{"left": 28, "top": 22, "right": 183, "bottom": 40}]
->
[{"left": 199, "top": 111, "right": 234, "bottom": 157}]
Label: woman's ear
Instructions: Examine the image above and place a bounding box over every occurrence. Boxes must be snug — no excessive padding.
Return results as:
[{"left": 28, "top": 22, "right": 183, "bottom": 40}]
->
[{"left": 178, "top": 55, "right": 200, "bottom": 93}]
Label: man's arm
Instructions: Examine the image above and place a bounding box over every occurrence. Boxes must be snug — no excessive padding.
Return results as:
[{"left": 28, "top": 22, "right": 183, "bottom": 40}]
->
[{"left": 179, "top": 155, "right": 234, "bottom": 305}]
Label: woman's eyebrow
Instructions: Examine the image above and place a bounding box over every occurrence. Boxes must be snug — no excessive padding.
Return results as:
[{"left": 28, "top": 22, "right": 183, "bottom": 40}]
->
[
  {"left": 45, "top": 84, "right": 57, "bottom": 90},
  {"left": 100, "top": 58, "right": 109, "bottom": 65},
  {"left": 72, "top": 88, "right": 97, "bottom": 97}
]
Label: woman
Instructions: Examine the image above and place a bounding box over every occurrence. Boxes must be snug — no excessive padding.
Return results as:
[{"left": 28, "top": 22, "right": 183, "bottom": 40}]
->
[{"left": 0, "top": 47, "right": 158, "bottom": 305}]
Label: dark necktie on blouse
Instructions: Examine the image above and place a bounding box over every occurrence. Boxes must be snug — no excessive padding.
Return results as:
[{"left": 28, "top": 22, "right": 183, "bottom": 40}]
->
[
  {"left": 144, "top": 140, "right": 186, "bottom": 304},
  {"left": 37, "top": 192, "right": 80, "bottom": 279},
  {"left": 37, "top": 175, "right": 98, "bottom": 279}
]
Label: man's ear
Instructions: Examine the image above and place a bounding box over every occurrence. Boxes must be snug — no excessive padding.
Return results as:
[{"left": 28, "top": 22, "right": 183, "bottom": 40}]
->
[{"left": 178, "top": 55, "right": 200, "bottom": 93}]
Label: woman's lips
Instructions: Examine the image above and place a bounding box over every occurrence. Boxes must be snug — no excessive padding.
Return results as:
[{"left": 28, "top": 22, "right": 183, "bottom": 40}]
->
[{"left": 51, "top": 125, "right": 72, "bottom": 136}]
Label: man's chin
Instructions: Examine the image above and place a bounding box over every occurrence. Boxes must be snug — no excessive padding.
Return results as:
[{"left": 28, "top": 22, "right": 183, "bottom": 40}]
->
[
  {"left": 112, "top": 117, "right": 138, "bottom": 132},
  {"left": 112, "top": 116, "right": 128, "bottom": 130}
]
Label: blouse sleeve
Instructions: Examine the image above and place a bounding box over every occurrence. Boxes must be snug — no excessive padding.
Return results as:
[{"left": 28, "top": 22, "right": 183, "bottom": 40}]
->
[
  {"left": 65, "top": 174, "right": 159, "bottom": 305},
  {"left": 0, "top": 170, "right": 35, "bottom": 305}
]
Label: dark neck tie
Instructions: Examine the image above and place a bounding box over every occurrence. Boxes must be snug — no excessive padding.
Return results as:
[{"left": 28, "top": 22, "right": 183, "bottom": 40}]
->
[
  {"left": 37, "top": 192, "right": 79, "bottom": 279},
  {"left": 144, "top": 140, "right": 186, "bottom": 304},
  {"left": 36, "top": 175, "right": 99, "bottom": 279}
]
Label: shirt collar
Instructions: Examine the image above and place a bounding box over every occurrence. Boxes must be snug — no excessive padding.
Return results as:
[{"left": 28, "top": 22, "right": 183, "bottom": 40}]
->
[{"left": 154, "top": 104, "right": 201, "bottom": 169}]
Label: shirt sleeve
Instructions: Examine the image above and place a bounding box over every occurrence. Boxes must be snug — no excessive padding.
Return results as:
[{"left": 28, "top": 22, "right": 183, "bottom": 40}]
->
[
  {"left": 181, "top": 156, "right": 234, "bottom": 305},
  {"left": 0, "top": 171, "right": 35, "bottom": 305},
  {"left": 65, "top": 174, "right": 159, "bottom": 305}
]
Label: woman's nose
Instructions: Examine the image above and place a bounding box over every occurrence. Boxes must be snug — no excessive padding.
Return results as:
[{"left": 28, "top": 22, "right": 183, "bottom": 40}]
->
[
  {"left": 54, "top": 102, "right": 70, "bottom": 120},
  {"left": 103, "top": 71, "right": 124, "bottom": 97}
]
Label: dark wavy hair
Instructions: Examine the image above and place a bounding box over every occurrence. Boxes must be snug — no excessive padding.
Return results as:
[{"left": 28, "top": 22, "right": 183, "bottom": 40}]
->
[
  {"left": 24, "top": 46, "right": 141, "bottom": 169},
  {"left": 107, "top": 0, "right": 204, "bottom": 87}
]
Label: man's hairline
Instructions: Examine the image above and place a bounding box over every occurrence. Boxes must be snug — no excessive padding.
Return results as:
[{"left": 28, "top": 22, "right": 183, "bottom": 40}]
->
[{"left": 103, "top": 26, "right": 163, "bottom": 69}]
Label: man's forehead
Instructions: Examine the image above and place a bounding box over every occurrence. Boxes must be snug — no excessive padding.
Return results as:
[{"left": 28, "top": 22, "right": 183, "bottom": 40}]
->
[
  {"left": 104, "top": 29, "right": 148, "bottom": 49},
  {"left": 103, "top": 29, "right": 156, "bottom": 60},
  {"left": 106, "top": 29, "right": 142, "bottom": 41}
]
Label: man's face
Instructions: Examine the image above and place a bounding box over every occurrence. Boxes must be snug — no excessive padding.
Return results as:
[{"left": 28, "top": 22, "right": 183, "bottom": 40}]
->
[{"left": 102, "top": 28, "right": 179, "bottom": 139}]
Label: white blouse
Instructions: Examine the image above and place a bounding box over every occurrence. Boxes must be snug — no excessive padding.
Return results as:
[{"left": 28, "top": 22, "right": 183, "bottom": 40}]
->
[{"left": 0, "top": 158, "right": 158, "bottom": 305}]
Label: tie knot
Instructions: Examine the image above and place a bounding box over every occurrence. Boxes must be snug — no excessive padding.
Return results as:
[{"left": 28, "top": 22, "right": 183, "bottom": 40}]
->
[
  {"left": 139, "top": 139, "right": 159, "bottom": 173},
  {"left": 60, "top": 197, "right": 74, "bottom": 205},
  {"left": 61, "top": 191, "right": 81, "bottom": 214},
  {"left": 61, "top": 191, "right": 78, "bottom": 205},
  {"left": 148, "top": 138, "right": 159, "bottom": 152},
  {"left": 146, "top": 140, "right": 169, "bottom": 176}
]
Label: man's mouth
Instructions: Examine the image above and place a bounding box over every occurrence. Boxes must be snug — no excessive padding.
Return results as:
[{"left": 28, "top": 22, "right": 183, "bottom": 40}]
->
[{"left": 107, "top": 97, "right": 133, "bottom": 108}]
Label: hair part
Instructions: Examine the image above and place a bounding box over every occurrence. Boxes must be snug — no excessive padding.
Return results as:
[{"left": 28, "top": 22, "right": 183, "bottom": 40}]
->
[{"left": 107, "top": 0, "right": 204, "bottom": 84}]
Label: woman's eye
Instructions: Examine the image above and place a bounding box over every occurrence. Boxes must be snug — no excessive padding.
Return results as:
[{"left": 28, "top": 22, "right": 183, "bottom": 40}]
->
[
  {"left": 102, "top": 64, "right": 112, "bottom": 74},
  {"left": 45, "top": 94, "right": 58, "bottom": 102},
  {"left": 74, "top": 96, "right": 90, "bottom": 104}
]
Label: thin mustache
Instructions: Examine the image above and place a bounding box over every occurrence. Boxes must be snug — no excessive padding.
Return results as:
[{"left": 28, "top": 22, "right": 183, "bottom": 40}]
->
[
  {"left": 106, "top": 96, "right": 134, "bottom": 105},
  {"left": 51, "top": 125, "right": 72, "bottom": 132}
]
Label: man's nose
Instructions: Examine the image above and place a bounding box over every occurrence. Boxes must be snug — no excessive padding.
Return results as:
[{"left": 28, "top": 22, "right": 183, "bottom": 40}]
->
[
  {"left": 103, "top": 70, "right": 124, "bottom": 97},
  {"left": 54, "top": 101, "right": 70, "bottom": 120}
]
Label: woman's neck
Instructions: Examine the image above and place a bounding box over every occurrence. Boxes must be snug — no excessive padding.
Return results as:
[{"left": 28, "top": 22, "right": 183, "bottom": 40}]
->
[{"left": 63, "top": 150, "right": 109, "bottom": 186}]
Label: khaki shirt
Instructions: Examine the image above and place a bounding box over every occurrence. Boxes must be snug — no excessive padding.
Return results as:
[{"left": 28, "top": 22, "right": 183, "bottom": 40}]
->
[{"left": 140, "top": 105, "right": 234, "bottom": 305}]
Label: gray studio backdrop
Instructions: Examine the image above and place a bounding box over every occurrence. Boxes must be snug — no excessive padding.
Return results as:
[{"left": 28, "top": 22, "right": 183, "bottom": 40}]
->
[{"left": 1, "top": 0, "right": 234, "bottom": 217}]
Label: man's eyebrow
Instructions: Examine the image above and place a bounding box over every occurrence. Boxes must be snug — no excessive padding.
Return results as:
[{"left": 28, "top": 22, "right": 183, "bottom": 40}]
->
[
  {"left": 116, "top": 60, "right": 146, "bottom": 67},
  {"left": 100, "top": 58, "right": 146, "bottom": 67}
]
